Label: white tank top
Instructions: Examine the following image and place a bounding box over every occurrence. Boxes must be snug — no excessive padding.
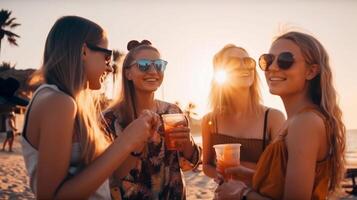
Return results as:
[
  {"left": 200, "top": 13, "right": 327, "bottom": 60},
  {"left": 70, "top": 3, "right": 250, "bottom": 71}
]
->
[
  {"left": 21, "top": 84, "right": 111, "bottom": 199},
  {"left": 5, "top": 117, "right": 14, "bottom": 132}
]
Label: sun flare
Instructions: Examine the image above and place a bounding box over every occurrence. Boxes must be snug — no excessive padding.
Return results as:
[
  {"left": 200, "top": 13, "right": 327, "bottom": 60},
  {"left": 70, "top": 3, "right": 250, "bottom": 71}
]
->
[{"left": 214, "top": 69, "right": 228, "bottom": 85}]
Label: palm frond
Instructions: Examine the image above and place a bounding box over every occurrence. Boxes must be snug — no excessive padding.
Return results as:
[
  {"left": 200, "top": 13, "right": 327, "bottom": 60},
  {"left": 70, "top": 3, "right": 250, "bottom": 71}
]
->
[
  {"left": 3, "top": 30, "right": 20, "bottom": 38},
  {"left": 0, "top": 10, "right": 11, "bottom": 25},
  {"left": 10, "top": 23, "right": 21, "bottom": 28},
  {"left": 7, "top": 37, "right": 18, "bottom": 46},
  {"left": 5, "top": 17, "right": 16, "bottom": 26}
]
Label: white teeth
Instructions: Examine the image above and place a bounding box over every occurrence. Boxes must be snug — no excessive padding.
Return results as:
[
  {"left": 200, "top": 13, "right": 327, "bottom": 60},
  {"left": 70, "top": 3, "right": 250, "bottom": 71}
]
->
[
  {"left": 270, "top": 77, "right": 285, "bottom": 81},
  {"left": 145, "top": 78, "right": 158, "bottom": 82}
]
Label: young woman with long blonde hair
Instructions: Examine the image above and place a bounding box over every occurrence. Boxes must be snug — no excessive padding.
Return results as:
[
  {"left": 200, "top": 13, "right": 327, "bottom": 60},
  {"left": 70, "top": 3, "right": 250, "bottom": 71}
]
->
[
  {"left": 215, "top": 31, "right": 346, "bottom": 200},
  {"left": 103, "top": 40, "right": 201, "bottom": 200},
  {"left": 21, "top": 16, "right": 159, "bottom": 199},
  {"left": 202, "top": 44, "right": 285, "bottom": 182}
]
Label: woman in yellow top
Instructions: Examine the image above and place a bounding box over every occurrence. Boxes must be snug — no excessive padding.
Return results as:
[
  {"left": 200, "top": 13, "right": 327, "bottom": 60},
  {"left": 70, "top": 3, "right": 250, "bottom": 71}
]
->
[{"left": 215, "top": 31, "right": 346, "bottom": 200}]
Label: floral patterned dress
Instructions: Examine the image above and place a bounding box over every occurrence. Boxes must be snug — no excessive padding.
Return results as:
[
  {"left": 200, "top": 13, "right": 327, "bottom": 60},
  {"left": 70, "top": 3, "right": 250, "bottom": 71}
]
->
[{"left": 103, "top": 100, "right": 201, "bottom": 200}]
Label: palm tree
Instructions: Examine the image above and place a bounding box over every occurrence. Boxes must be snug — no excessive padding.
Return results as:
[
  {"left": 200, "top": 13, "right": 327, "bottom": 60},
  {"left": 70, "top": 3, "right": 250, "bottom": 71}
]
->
[
  {"left": 184, "top": 102, "right": 198, "bottom": 120},
  {"left": 0, "top": 9, "right": 20, "bottom": 56}
]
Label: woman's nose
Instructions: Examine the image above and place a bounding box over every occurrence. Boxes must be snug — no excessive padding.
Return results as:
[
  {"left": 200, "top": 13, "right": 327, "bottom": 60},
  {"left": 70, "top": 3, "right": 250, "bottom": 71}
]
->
[{"left": 268, "top": 58, "right": 280, "bottom": 71}]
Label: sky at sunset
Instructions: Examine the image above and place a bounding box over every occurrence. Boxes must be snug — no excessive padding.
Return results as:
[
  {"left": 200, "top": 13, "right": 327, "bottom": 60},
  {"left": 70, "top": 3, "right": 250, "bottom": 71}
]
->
[{"left": 2, "top": 0, "right": 357, "bottom": 129}]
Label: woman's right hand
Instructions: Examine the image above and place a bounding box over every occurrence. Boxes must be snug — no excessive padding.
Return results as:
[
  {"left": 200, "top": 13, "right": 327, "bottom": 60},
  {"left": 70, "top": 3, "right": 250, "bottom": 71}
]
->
[
  {"left": 122, "top": 110, "right": 160, "bottom": 149},
  {"left": 224, "top": 165, "right": 255, "bottom": 184}
]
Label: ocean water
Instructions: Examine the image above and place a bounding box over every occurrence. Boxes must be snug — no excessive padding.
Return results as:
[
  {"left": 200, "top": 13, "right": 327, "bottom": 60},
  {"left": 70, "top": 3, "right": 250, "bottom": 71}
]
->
[{"left": 346, "top": 129, "right": 357, "bottom": 165}]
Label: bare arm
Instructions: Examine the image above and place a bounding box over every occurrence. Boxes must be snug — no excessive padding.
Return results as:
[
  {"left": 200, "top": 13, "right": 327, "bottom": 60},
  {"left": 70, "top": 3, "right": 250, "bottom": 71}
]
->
[
  {"left": 283, "top": 112, "right": 326, "bottom": 200},
  {"left": 35, "top": 94, "right": 156, "bottom": 199},
  {"left": 8, "top": 117, "right": 17, "bottom": 131},
  {"left": 202, "top": 114, "right": 218, "bottom": 178}
]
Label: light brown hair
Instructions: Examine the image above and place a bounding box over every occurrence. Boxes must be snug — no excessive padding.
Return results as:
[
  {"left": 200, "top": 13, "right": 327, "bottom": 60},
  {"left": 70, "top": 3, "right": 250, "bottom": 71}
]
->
[{"left": 275, "top": 31, "right": 346, "bottom": 192}]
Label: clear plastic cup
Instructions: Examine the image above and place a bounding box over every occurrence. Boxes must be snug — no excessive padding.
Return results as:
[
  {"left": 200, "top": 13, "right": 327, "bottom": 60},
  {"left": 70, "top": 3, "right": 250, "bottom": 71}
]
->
[
  {"left": 161, "top": 113, "right": 188, "bottom": 150},
  {"left": 213, "top": 143, "right": 241, "bottom": 179}
]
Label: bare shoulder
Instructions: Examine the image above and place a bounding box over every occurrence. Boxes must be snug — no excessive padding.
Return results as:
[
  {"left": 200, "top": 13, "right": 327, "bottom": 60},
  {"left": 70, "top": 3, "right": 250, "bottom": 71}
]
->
[
  {"left": 201, "top": 112, "right": 214, "bottom": 126},
  {"left": 268, "top": 108, "right": 285, "bottom": 120},
  {"left": 266, "top": 108, "right": 286, "bottom": 139},
  {"left": 287, "top": 111, "right": 326, "bottom": 146},
  {"left": 36, "top": 88, "right": 77, "bottom": 117},
  {"left": 201, "top": 112, "right": 214, "bottom": 135}
]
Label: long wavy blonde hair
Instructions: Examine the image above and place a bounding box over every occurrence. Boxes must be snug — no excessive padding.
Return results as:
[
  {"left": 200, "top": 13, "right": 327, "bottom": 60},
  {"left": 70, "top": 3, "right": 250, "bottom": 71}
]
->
[
  {"left": 109, "top": 40, "right": 159, "bottom": 128},
  {"left": 275, "top": 31, "right": 346, "bottom": 192},
  {"left": 41, "top": 16, "right": 109, "bottom": 165},
  {"left": 209, "top": 44, "right": 262, "bottom": 116}
]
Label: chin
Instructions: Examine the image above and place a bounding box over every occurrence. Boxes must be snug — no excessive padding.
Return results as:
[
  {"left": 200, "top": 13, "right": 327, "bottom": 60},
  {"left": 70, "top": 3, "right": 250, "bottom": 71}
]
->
[{"left": 89, "top": 82, "right": 102, "bottom": 90}]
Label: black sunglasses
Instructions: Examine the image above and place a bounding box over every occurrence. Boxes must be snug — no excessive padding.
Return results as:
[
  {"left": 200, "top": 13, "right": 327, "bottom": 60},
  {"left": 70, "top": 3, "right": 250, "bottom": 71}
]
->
[
  {"left": 258, "top": 52, "right": 295, "bottom": 71},
  {"left": 226, "top": 56, "right": 256, "bottom": 69},
  {"left": 86, "top": 43, "right": 113, "bottom": 63},
  {"left": 130, "top": 59, "right": 168, "bottom": 72}
]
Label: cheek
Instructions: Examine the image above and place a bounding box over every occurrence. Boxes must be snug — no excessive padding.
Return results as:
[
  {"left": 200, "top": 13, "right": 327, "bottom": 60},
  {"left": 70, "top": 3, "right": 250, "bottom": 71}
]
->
[{"left": 85, "top": 62, "right": 104, "bottom": 81}]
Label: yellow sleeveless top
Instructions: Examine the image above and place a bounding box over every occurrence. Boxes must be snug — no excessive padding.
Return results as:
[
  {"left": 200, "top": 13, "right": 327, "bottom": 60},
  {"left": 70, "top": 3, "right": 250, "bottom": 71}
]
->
[{"left": 252, "top": 108, "right": 331, "bottom": 200}]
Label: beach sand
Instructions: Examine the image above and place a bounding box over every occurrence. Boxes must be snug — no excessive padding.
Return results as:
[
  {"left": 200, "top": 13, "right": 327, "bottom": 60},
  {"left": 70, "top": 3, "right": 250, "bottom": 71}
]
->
[
  {"left": 0, "top": 134, "right": 35, "bottom": 199},
  {"left": 0, "top": 134, "right": 216, "bottom": 200},
  {"left": 1, "top": 134, "right": 356, "bottom": 199}
]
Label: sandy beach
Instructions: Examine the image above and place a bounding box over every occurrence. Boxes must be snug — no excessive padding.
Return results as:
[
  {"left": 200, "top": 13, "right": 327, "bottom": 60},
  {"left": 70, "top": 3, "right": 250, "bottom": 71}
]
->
[
  {"left": 0, "top": 133, "right": 356, "bottom": 200},
  {"left": 0, "top": 134, "right": 35, "bottom": 199},
  {"left": 0, "top": 134, "right": 216, "bottom": 200}
]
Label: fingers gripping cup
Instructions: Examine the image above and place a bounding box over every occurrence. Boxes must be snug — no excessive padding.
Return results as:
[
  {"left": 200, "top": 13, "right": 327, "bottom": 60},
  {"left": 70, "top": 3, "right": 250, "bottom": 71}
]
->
[
  {"left": 161, "top": 113, "right": 188, "bottom": 150},
  {"left": 213, "top": 143, "right": 241, "bottom": 180}
]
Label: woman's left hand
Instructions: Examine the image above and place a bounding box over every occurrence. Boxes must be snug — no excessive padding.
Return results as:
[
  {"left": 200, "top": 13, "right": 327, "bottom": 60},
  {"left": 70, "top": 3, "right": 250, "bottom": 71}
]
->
[
  {"left": 167, "top": 126, "right": 194, "bottom": 157},
  {"left": 214, "top": 180, "right": 247, "bottom": 200}
]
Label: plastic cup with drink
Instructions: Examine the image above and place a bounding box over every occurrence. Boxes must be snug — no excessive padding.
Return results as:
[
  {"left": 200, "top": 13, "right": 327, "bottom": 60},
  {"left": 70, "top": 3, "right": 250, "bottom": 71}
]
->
[
  {"left": 161, "top": 113, "right": 189, "bottom": 150},
  {"left": 213, "top": 143, "right": 241, "bottom": 180}
]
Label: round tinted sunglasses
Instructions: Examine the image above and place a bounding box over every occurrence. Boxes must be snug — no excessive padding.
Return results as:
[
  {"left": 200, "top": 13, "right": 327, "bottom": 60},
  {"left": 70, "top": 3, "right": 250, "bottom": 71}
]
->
[
  {"left": 130, "top": 59, "right": 168, "bottom": 72},
  {"left": 225, "top": 56, "right": 256, "bottom": 69},
  {"left": 258, "top": 52, "right": 295, "bottom": 71}
]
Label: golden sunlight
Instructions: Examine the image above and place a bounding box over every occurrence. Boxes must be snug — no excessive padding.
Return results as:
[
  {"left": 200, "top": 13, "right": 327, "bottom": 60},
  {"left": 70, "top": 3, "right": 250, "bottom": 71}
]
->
[{"left": 214, "top": 69, "right": 227, "bottom": 85}]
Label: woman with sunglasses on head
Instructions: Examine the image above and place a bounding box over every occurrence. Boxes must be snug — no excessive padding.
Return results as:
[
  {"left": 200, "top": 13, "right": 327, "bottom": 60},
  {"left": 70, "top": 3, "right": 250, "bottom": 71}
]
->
[
  {"left": 215, "top": 32, "right": 346, "bottom": 200},
  {"left": 202, "top": 44, "right": 285, "bottom": 184},
  {"left": 103, "top": 40, "right": 201, "bottom": 200},
  {"left": 21, "top": 16, "right": 159, "bottom": 199}
]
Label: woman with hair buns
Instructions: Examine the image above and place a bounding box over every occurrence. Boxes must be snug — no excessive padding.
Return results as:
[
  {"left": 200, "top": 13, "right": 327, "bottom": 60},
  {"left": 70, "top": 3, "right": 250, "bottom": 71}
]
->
[{"left": 103, "top": 40, "right": 201, "bottom": 200}]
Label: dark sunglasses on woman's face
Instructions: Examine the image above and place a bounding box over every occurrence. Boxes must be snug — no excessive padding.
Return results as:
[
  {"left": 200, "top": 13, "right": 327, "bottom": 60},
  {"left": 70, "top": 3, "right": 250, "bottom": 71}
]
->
[
  {"left": 226, "top": 56, "right": 256, "bottom": 69},
  {"left": 131, "top": 59, "right": 168, "bottom": 72},
  {"left": 86, "top": 43, "right": 113, "bottom": 64},
  {"left": 258, "top": 52, "right": 295, "bottom": 71}
]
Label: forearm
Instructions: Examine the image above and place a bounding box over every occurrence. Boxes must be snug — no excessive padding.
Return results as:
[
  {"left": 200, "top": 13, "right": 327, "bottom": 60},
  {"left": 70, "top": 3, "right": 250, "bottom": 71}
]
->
[
  {"left": 55, "top": 137, "right": 133, "bottom": 198},
  {"left": 182, "top": 139, "right": 195, "bottom": 160},
  {"left": 203, "top": 163, "right": 218, "bottom": 179}
]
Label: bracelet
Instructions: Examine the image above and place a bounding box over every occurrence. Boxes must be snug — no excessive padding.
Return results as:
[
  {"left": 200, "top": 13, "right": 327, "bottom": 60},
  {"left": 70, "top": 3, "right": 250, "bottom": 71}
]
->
[{"left": 242, "top": 187, "right": 252, "bottom": 200}]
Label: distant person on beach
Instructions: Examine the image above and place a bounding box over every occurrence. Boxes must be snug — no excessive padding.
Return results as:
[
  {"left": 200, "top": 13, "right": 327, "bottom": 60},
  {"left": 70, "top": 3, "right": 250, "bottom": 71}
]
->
[
  {"left": 214, "top": 31, "right": 346, "bottom": 200},
  {"left": 21, "top": 16, "right": 159, "bottom": 199},
  {"left": 2, "top": 111, "right": 17, "bottom": 152},
  {"left": 103, "top": 40, "right": 201, "bottom": 200},
  {"left": 201, "top": 44, "right": 285, "bottom": 183}
]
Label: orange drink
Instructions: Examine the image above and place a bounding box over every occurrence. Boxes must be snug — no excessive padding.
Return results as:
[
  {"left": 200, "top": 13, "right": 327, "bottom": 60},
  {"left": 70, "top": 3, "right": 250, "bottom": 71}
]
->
[
  {"left": 161, "top": 113, "right": 188, "bottom": 150},
  {"left": 213, "top": 143, "right": 241, "bottom": 180}
]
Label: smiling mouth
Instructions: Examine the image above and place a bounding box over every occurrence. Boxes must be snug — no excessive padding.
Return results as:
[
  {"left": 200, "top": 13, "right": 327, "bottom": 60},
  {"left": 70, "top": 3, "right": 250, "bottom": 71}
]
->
[
  {"left": 144, "top": 78, "right": 159, "bottom": 82},
  {"left": 237, "top": 73, "right": 250, "bottom": 77},
  {"left": 269, "top": 77, "right": 286, "bottom": 81}
]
